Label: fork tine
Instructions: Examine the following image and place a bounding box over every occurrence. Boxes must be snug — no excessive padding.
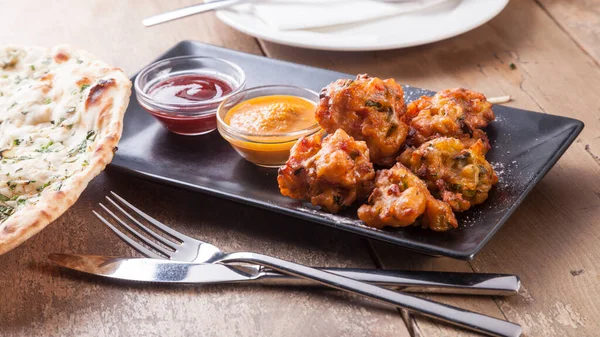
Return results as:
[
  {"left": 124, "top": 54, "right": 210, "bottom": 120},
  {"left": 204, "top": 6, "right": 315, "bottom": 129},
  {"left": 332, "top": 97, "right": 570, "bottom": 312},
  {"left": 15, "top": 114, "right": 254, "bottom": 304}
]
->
[
  {"left": 97, "top": 203, "right": 174, "bottom": 257},
  {"left": 110, "top": 191, "right": 191, "bottom": 242},
  {"left": 105, "top": 196, "right": 179, "bottom": 250},
  {"left": 93, "top": 211, "right": 164, "bottom": 259}
]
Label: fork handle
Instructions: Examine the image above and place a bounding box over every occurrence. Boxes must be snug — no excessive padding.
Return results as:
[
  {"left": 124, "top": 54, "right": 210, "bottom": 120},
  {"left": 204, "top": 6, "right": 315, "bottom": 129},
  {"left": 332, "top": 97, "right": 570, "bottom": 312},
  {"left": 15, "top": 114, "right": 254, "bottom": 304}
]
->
[{"left": 220, "top": 252, "right": 522, "bottom": 337}]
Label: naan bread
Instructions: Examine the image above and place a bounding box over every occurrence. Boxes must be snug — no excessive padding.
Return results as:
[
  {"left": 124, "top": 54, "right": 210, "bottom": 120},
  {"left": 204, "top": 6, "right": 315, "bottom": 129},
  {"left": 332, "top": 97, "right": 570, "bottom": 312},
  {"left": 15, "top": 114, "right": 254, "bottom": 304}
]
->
[{"left": 0, "top": 45, "right": 131, "bottom": 255}]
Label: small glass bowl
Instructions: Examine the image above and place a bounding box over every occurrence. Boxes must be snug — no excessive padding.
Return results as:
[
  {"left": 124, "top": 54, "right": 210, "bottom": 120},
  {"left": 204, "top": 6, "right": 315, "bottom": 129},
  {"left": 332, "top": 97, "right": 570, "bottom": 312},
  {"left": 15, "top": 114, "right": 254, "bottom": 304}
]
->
[
  {"left": 135, "top": 56, "right": 246, "bottom": 136},
  {"left": 217, "top": 85, "right": 323, "bottom": 168}
]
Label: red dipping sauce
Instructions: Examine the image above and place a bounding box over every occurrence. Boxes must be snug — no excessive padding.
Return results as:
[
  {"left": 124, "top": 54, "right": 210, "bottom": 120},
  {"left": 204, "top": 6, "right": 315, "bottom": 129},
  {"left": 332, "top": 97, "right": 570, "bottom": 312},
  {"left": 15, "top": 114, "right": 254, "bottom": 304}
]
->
[
  {"left": 135, "top": 56, "right": 245, "bottom": 136},
  {"left": 150, "top": 74, "right": 233, "bottom": 103},
  {"left": 142, "top": 75, "right": 233, "bottom": 135}
]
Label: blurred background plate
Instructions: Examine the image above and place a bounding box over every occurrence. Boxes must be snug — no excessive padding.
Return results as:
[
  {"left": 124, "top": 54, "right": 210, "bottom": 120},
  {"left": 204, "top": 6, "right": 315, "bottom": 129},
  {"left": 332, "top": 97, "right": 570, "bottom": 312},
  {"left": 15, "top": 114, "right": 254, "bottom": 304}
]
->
[{"left": 216, "top": 0, "right": 509, "bottom": 51}]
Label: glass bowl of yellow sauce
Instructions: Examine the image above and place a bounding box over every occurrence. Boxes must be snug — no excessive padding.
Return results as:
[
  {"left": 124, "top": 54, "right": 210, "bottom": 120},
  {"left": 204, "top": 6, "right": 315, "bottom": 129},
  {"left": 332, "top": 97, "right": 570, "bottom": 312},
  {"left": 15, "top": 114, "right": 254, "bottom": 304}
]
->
[{"left": 217, "top": 85, "right": 322, "bottom": 168}]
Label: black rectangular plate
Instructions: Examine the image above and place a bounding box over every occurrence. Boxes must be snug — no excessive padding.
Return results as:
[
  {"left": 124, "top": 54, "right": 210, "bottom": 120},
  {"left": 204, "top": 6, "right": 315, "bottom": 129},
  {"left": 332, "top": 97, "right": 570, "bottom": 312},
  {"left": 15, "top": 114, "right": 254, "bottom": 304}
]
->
[{"left": 111, "top": 41, "right": 584, "bottom": 260}]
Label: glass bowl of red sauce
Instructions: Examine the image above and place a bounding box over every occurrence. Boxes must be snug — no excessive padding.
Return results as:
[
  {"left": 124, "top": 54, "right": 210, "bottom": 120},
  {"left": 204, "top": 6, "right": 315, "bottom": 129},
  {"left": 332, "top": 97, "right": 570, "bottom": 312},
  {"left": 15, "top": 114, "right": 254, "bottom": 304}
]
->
[{"left": 135, "top": 56, "right": 246, "bottom": 136}]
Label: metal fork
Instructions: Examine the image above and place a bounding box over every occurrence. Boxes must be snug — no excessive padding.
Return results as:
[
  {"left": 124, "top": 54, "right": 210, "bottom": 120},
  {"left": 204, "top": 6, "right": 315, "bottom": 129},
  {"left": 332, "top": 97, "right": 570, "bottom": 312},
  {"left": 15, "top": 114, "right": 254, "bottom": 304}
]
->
[
  {"left": 94, "top": 192, "right": 522, "bottom": 337},
  {"left": 96, "top": 193, "right": 520, "bottom": 295}
]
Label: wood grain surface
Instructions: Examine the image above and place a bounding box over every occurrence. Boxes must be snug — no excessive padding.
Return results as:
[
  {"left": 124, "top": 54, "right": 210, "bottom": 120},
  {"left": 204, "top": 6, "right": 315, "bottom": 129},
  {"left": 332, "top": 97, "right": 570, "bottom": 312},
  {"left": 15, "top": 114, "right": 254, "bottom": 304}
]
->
[
  {"left": 538, "top": 0, "right": 600, "bottom": 65},
  {"left": 1, "top": 0, "right": 599, "bottom": 336}
]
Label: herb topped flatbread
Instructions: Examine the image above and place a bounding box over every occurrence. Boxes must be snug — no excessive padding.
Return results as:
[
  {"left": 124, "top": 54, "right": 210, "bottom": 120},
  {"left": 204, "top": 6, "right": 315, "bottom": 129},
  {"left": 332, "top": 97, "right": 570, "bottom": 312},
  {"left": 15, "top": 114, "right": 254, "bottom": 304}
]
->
[{"left": 0, "top": 45, "right": 131, "bottom": 255}]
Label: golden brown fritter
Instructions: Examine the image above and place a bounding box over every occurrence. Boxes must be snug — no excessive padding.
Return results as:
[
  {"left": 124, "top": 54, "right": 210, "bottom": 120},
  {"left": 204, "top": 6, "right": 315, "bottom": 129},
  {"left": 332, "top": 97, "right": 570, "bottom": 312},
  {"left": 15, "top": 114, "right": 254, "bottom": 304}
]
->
[
  {"left": 358, "top": 163, "right": 458, "bottom": 231},
  {"left": 399, "top": 137, "right": 498, "bottom": 212},
  {"left": 403, "top": 88, "right": 495, "bottom": 151},
  {"left": 278, "top": 129, "right": 375, "bottom": 213},
  {"left": 315, "top": 74, "right": 409, "bottom": 166}
]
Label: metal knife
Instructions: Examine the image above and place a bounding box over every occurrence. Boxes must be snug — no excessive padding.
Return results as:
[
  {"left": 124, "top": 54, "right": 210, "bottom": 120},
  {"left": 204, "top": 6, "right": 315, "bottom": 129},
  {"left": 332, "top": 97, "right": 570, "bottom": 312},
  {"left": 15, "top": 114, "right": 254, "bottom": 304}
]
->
[{"left": 49, "top": 253, "right": 520, "bottom": 296}]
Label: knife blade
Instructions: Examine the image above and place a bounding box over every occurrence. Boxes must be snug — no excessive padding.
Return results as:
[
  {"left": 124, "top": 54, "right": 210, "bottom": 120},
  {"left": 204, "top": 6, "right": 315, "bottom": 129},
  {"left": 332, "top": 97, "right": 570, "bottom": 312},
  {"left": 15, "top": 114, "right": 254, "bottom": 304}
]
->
[{"left": 48, "top": 253, "right": 520, "bottom": 296}]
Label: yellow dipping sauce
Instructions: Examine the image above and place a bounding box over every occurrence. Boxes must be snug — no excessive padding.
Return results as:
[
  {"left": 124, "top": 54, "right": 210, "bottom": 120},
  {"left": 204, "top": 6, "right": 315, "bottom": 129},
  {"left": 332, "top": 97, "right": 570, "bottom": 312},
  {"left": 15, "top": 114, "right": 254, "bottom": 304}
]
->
[
  {"left": 224, "top": 95, "right": 317, "bottom": 134},
  {"left": 221, "top": 95, "right": 320, "bottom": 167}
]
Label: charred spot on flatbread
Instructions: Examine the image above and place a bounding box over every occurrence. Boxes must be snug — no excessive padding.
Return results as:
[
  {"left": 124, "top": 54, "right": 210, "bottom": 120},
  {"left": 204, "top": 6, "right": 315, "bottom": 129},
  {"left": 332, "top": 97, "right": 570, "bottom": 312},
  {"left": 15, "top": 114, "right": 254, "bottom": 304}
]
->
[
  {"left": 85, "top": 78, "right": 116, "bottom": 109},
  {"left": 54, "top": 51, "right": 70, "bottom": 63}
]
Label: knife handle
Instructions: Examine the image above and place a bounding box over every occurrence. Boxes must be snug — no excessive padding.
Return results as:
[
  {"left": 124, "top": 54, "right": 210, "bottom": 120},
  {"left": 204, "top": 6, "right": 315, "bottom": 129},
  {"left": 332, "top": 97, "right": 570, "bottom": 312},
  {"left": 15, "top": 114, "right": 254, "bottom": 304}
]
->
[
  {"left": 222, "top": 252, "right": 522, "bottom": 337},
  {"left": 252, "top": 268, "right": 520, "bottom": 296}
]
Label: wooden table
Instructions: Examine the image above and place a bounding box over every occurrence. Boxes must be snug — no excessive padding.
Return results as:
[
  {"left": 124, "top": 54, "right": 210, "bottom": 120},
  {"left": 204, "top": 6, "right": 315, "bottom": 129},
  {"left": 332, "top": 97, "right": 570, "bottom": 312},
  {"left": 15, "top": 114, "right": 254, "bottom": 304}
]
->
[{"left": 2, "top": 1, "right": 599, "bottom": 336}]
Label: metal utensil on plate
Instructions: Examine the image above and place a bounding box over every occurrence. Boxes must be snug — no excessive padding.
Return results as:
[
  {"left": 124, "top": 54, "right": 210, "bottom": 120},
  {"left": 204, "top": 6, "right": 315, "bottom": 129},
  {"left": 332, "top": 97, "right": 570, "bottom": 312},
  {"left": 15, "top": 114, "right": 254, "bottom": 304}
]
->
[
  {"left": 142, "top": 0, "right": 422, "bottom": 27},
  {"left": 78, "top": 192, "right": 521, "bottom": 337},
  {"left": 143, "top": 0, "right": 252, "bottom": 27}
]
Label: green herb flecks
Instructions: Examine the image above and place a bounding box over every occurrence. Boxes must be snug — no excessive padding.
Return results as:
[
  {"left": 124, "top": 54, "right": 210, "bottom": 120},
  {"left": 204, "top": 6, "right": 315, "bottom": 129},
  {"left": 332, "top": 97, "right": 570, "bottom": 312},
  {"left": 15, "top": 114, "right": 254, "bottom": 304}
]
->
[
  {"left": 0, "top": 193, "right": 9, "bottom": 202},
  {"left": 453, "top": 152, "right": 471, "bottom": 161},
  {"left": 68, "top": 140, "right": 87, "bottom": 157},
  {"left": 463, "top": 189, "right": 476, "bottom": 198},
  {"left": 36, "top": 181, "right": 52, "bottom": 192},
  {"left": 13, "top": 139, "right": 22, "bottom": 146},
  {"left": 0, "top": 204, "right": 15, "bottom": 222},
  {"left": 365, "top": 100, "right": 382, "bottom": 109},
  {"left": 67, "top": 130, "right": 96, "bottom": 157},
  {"left": 333, "top": 195, "right": 342, "bottom": 205},
  {"left": 43, "top": 98, "right": 52, "bottom": 105},
  {"left": 401, "top": 180, "right": 409, "bottom": 190},
  {"left": 36, "top": 141, "right": 55, "bottom": 153},
  {"left": 386, "top": 124, "right": 398, "bottom": 137},
  {"left": 509, "top": 63, "right": 516, "bottom": 70},
  {"left": 6, "top": 181, "right": 16, "bottom": 190},
  {"left": 80, "top": 84, "right": 90, "bottom": 92}
]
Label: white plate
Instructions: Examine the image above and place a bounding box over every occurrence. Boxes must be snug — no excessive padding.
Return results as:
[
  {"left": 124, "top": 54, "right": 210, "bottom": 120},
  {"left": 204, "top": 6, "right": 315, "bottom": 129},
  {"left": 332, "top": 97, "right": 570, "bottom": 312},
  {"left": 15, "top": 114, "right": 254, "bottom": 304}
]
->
[{"left": 216, "top": 0, "right": 509, "bottom": 51}]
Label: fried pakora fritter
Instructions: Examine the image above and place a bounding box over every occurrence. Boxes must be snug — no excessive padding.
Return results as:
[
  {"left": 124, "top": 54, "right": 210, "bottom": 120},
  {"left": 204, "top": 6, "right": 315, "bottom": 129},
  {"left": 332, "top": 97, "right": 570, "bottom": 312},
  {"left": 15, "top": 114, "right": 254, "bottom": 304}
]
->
[
  {"left": 403, "top": 88, "right": 495, "bottom": 151},
  {"left": 278, "top": 129, "right": 375, "bottom": 213},
  {"left": 315, "top": 74, "right": 409, "bottom": 166},
  {"left": 357, "top": 163, "right": 458, "bottom": 231},
  {"left": 399, "top": 137, "right": 498, "bottom": 212}
]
